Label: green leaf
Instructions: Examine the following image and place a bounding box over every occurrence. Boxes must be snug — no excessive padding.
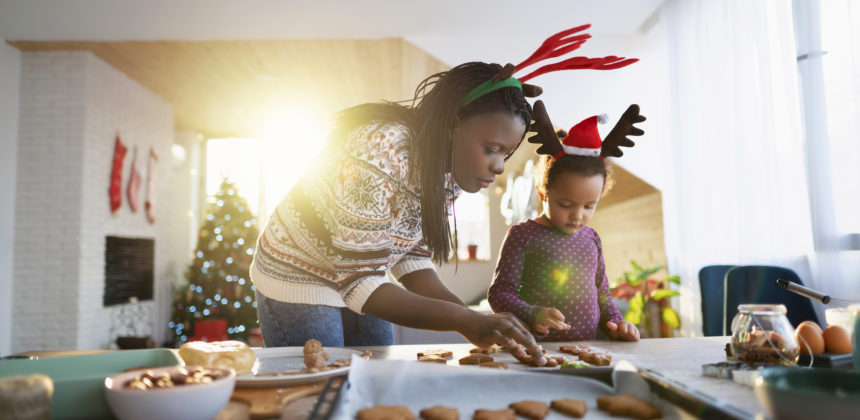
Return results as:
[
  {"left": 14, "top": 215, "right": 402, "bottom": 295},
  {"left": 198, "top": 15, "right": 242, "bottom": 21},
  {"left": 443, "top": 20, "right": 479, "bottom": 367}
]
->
[
  {"left": 625, "top": 308, "right": 643, "bottom": 325},
  {"left": 650, "top": 289, "right": 680, "bottom": 300},
  {"left": 627, "top": 272, "right": 644, "bottom": 286},
  {"left": 662, "top": 307, "right": 681, "bottom": 329},
  {"left": 630, "top": 260, "right": 643, "bottom": 272},
  {"left": 638, "top": 266, "right": 661, "bottom": 280},
  {"left": 665, "top": 275, "right": 681, "bottom": 284},
  {"left": 628, "top": 293, "right": 645, "bottom": 312}
]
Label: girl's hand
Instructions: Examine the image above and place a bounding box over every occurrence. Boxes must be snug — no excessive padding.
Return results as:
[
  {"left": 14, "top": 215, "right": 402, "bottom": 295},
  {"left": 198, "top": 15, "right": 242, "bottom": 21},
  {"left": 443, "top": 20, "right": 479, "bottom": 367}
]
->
[
  {"left": 535, "top": 307, "right": 571, "bottom": 334},
  {"left": 606, "top": 320, "right": 640, "bottom": 341},
  {"left": 459, "top": 311, "right": 547, "bottom": 366}
]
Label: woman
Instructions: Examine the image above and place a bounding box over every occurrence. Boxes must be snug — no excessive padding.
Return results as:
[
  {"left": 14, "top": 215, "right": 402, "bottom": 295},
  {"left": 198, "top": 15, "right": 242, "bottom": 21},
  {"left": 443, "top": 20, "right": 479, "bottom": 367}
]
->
[{"left": 251, "top": 61, "right": 545, "bottom": 362}]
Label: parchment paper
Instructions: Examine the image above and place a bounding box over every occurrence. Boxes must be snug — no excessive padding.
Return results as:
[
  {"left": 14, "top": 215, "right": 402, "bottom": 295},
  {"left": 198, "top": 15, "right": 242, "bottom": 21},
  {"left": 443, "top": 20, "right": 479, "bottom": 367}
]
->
[{"left": 331, "top": 357, "right": 685, "bottom": 419}]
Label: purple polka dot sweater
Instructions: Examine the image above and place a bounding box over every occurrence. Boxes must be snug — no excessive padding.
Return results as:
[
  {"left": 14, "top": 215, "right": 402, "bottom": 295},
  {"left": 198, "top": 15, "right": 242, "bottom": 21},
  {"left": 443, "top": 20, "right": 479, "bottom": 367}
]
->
[{"left": 488, "top": 219, "right": 623, "bottom": 341}]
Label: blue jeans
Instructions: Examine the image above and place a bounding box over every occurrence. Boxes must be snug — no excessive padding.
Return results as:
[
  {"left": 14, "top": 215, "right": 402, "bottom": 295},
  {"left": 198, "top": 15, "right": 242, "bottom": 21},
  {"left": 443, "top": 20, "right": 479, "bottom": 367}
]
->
[{"left": 255, "top": 290, "right": 393, "bottom": 347}]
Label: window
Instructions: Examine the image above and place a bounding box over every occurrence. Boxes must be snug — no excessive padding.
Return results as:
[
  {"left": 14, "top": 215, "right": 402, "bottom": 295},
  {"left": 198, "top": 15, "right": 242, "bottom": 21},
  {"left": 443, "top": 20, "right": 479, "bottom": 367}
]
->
[
  {"left": 449, "top": 190, "right": 491, "bottom": 261},
  {"left": 205, "top": 138, "right": 262, "bottom": 216},
  {"left": 794, "top": 0, "right": 860, "bottom": 250}
]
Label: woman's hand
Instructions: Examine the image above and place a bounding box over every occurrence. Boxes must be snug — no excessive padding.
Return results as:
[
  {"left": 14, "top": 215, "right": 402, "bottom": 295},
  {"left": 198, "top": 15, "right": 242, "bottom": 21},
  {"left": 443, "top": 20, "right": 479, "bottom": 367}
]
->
[
  {"left": 606, "top": 320, "right": 640, "bottom": 341},
  {"left": 458, "top": 311, "right": 547, "bottom": 366},
  {"left": 534, "top": 307, "right": 571, "bottom": 334}
]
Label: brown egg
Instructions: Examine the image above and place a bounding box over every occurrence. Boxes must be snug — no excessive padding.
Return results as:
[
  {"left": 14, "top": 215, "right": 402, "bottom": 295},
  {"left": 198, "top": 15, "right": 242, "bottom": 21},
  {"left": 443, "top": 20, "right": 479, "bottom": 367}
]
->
[
  {"left": 795, "top": 321, "right": 825, "bottom": 354},
  {"left": 823, "top": 325, "right": 853, "bottom": 354}
]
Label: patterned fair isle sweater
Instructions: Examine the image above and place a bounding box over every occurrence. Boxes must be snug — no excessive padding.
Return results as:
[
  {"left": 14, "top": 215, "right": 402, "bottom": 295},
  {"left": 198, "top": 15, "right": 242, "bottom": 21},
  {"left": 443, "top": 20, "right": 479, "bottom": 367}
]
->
[
  {"left": 250, "top": 121, "right": 460, "bottom": 314},
  {"left": 488, "top": 220, "right": 623, "bottom": 341}
]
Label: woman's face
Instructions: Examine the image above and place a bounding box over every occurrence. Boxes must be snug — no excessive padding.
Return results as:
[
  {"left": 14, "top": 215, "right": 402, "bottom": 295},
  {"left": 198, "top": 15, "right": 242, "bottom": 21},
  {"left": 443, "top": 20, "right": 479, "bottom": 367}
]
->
[{"left": 452, "top": 112, "right": 526, "bottom": 193}]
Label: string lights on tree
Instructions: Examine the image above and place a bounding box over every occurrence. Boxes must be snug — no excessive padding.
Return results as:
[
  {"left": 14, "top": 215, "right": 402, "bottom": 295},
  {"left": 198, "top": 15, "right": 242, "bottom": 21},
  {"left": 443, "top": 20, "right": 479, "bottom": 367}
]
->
[{"left": 169, "top": 176, "right": 260, "bottom": 346}]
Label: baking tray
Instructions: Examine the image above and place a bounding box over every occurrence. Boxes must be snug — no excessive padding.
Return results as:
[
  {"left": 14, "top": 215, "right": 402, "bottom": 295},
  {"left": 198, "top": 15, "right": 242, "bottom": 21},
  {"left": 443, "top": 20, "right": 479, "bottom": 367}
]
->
[
  {"left": 309, "top": 364, "right": 754, "bottom": 420},
  {"left": 797, "top": 352, "right": 853, "bottom": 369},
  {"left": 0, "top": 349, "right": 181, "bottom": 420}
]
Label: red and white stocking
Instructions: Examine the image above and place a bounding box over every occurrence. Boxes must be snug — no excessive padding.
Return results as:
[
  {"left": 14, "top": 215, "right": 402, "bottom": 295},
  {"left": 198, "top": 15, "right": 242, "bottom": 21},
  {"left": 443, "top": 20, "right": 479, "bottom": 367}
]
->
[
  {"left": 145, "top": 148, "right": 158, "bottom": 224},
  {"left": 127, "top": 147, "right": 141, "bottom": 213},
  {"left": 109, "top": 135, "right": 127, "bottom": 214}
]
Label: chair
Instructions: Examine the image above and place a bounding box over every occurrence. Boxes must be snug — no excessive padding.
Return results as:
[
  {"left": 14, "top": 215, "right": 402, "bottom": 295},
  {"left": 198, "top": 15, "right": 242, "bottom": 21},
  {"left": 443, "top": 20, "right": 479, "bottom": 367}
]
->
[
  {"left": 698, "top": 265, "right": 737, "bottom": 336},
  {"left": 724, "top": 265, "right": 820, "bottom": 335}
]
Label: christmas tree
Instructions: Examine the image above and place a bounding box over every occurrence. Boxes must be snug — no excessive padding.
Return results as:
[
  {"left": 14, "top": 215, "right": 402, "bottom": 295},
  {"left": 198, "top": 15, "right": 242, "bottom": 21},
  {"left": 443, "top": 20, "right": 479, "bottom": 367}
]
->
[{"left": 169, "top": 176, "right": 260, "bottom": 346}]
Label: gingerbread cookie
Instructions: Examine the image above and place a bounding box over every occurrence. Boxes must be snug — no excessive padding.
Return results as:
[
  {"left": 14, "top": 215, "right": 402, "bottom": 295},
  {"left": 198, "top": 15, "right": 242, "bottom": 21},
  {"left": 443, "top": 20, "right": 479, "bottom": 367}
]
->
[
  {"left": 417, "top": 355, "right": 448, "bottom": 364},
  {"left": 417, "top": 349, "right": 453, "bottom": 359},
  {"left": 478, "top": 361, "right": 508, "bottom": 370},
  {"left": 509, "top": 400, "right": 549, "bottom": 420},
  {"left": 420, "top": 406, "right": 459, "bottom": 420},
  {"left": 579, "top": 352, "right": 611, "bottom": 366},
  {"left": 357, "top": 405, "right": 415, "bottom": 420},
  {"left": 559, "top": 345, "right": 591, "bottom": 355},
  {"left": 458, "top": 354, "right": 493, "bottom": 365},
  {"left": 472, "top": 408, "right": 515, "bottom": 420},
  {"left": 596, "top": 395, "right": 660, "bottom": 420},
  {"left": 517, "top": 355, "right": 558, "bottom": 367},
  {"left": 550, "top": 399, "right": 587, "bottom": 418}
]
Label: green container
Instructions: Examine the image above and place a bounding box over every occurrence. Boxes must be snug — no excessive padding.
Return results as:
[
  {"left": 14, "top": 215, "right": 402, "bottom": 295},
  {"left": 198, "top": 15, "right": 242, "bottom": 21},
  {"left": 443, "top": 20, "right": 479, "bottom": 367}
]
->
[{"left": 0, "top": 349, "right": 181, "bottom": 420}]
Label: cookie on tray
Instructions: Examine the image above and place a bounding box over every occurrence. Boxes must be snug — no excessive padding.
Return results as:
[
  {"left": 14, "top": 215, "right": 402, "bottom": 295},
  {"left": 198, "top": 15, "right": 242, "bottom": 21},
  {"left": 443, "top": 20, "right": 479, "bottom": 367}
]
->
[
  {"left": 596, "top": 395, "right": 661, "bottom": 420},
  {"left": 473, "top": 408, "right": 515, "bottom": 420},
  {"left": 509, "top": 400, "right": 549, "bottom": 420},
  {"left": 417, "top": 355, "right": 448, "bottom": 364},
  {"left": 420, "top": 406, "right": 458, "bottom": 420},
  {"left": 550, "top": 399, "right": 587, "bottom": 418},
  {"left": 458, "top": 354, "right": 493, "bottom": 365},
  {"left": 579, "top": 352, "right": 611, "bottom": 366},
  {"left": 559, "top": 345, "right": 591, "bottom": 355},
  {"left": 357, "top": 405, "right": 415, "bottom": 420},
  {"left": 417, "top": 349, "right": 453, "bottom": 359}
]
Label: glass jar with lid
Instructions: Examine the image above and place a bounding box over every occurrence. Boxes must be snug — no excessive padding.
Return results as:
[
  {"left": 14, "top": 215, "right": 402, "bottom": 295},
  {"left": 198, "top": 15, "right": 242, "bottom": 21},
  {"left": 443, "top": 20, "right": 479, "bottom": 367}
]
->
[{"left": 730, "top": 304, "right": 799, "bottom": 365}]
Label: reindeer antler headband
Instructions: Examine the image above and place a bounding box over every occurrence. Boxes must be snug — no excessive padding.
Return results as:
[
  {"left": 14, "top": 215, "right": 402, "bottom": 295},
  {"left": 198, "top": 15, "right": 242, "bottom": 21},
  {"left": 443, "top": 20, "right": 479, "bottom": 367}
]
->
[{"left": 458, "top": 24, "right": 638, "bottom": 109}]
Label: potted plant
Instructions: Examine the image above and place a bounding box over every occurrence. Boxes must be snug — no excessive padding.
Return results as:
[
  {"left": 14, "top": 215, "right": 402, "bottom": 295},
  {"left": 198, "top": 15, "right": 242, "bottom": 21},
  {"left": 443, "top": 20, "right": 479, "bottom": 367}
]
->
[{"left": 610, "top": 260, "right": 681, "bottom": 338}]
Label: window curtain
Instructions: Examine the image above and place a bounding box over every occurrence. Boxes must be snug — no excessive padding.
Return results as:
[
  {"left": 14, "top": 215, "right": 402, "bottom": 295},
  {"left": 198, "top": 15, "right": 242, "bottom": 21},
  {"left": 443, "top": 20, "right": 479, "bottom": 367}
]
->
[
  {"left": 795, "top": 0, "right": 860, "bottom": 308},
  {"left": 659, "top": 0, "right": 817, "bottom": 336}
]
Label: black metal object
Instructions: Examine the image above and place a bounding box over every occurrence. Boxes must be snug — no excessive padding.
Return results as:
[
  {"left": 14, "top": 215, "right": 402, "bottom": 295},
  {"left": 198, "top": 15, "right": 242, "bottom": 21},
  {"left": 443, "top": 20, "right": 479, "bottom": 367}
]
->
[
  {"left": 639, "top": 369, "right": 753, "bottom": 420},
  {"left": 308, "top": 374, "right": 348, "bottom": 420}
]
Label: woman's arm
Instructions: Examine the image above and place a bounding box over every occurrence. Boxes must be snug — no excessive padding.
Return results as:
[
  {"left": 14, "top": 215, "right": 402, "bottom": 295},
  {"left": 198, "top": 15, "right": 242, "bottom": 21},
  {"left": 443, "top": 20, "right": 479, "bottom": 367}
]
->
[
  {"left": 399, "top": 268, "right": 466, "bottom": 307},
  {"left": 362, "top": 283, "right": 546, "bottom": 364}
]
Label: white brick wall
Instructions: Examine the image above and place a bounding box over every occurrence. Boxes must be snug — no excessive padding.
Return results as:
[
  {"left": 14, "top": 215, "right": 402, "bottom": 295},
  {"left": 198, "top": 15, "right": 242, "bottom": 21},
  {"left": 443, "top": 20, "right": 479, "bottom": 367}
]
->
[
  {"left": 13, "top": 51, "right": 175, "bottom": 352},
  {"left": 0, "top": 38, "right": 22, "bottom": 356}
]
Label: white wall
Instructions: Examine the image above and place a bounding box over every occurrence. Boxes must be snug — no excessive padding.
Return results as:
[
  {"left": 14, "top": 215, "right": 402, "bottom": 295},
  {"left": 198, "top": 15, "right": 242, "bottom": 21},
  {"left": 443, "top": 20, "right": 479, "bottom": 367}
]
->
[
  {"left": 12, "top": 51, "right": 175, "bottom": 352},
  {"left": 0, "top": 38, "right": 21, "bottom": 356}
]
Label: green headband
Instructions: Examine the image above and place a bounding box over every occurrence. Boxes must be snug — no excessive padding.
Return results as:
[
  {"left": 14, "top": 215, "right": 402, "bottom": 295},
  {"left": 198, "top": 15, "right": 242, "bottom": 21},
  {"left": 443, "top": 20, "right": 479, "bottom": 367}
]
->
[{"left": 458, "top": 77, "right": 523, "bottom": 109}]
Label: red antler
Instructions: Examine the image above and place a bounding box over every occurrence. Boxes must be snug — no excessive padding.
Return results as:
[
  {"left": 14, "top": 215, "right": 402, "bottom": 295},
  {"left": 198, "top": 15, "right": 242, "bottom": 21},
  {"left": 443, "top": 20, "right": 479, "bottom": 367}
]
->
[
  {"left": 515, "top": 24, "right": 592, "bottom": 71},
  {"left": 519, "top": 56, "right": 639, "bottom": 82}
]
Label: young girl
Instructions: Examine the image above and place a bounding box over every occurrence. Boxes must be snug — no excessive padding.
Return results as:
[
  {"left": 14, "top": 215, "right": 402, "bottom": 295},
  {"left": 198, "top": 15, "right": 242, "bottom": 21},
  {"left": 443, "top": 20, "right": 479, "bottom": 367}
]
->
[
  {"left": 488, "top": 103, "right": 645, "bottom": 342},
  {"left": 249, "top": 25, "right": 637, "bottom": 357}
]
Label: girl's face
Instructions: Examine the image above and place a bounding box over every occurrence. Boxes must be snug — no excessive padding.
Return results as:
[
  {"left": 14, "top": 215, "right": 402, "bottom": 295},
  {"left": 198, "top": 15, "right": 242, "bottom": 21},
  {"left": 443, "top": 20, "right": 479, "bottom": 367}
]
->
[
  {"left": 538, "top": 172, "right": 604, "bottom": 235},
  {"left": 452, "top": 112, "right": 525, "bottom": 193}
]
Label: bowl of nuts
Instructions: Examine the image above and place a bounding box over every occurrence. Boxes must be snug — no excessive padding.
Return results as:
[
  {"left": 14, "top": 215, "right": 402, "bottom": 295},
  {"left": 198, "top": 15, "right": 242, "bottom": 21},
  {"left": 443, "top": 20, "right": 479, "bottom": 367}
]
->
[{"left": 104, "top": 365, "right": 236, "bottom": 420}]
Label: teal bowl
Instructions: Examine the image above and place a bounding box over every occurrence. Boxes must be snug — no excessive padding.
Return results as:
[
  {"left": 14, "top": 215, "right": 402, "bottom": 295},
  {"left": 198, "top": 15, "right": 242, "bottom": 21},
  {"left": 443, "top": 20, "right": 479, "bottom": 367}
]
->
[{"left": 754, "top": 367, "right": 860, "bottom": 420}]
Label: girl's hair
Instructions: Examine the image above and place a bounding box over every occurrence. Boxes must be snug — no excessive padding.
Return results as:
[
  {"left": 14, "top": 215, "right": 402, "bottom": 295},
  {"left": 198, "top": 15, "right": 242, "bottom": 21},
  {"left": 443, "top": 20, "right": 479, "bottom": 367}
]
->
[
  {"left": 534, "top": 152, "right": 615, "bottom": 198},
  {"left": 327, "top": 62, "right": 532, "bottom": 264}
]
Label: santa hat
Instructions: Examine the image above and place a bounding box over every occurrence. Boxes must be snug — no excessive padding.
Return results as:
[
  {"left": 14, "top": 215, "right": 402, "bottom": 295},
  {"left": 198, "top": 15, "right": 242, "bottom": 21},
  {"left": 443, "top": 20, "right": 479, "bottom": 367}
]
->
[{"left": 556, "top": 114, "right": 608, "bottom": 158}]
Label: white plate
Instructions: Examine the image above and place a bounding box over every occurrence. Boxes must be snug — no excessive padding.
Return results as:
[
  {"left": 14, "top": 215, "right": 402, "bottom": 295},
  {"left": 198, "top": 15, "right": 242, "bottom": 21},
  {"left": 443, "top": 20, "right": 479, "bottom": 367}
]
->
[{"left": 236, "top": 347, "right": 362, "bottom": 388}]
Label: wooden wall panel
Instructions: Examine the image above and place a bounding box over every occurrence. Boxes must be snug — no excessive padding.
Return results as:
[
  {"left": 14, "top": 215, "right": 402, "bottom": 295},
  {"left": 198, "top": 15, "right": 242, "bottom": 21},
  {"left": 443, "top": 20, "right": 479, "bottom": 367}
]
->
[
  {"left": 590, "top": 191, "right": 668, "bottom": 284},
  {"left": 8, "top": 39, "right": 450, "bottom": 138}
]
